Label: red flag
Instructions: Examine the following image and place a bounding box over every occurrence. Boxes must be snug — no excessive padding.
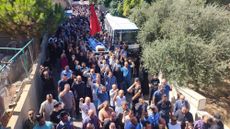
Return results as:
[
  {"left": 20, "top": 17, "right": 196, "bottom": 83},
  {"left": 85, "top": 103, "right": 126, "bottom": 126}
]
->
[{"left": 90, "top": 4, "right": 101, "bottom": 36}]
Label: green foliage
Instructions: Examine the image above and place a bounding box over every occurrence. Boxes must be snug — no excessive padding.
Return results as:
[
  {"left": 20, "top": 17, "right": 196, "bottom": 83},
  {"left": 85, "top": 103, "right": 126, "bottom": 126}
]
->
[
  {"left": 117, "top": 2, "right": 124, "bottom": 15},
  {"left": 110, "top": 0, "right": 118, "bottom": 8},
  {"left": 137, "top": 0, "right": 230, "bottom": 87},
  {"left": 138, "top": 15, "right": 160, "bottom": 43},
  {"left": 109, "top": 1, "right": 124, "bottom": 16},
  {"left": 105, "top": 0, "right": 113, "bottom": 7},
  {"left": 0, "top": 0, "right": 64, "bottom": 39},
  {"left": 100, "top": 0, "right": 143, "bottom": 17},
  {"left": 98, "top": 0, "right": 112, "bottom": 7},
  {"left": 123, "top": 0, "right": 131, "bottom": 16},
  {"left": 123, "top": 0, "right": 143, "bottom": 16}
]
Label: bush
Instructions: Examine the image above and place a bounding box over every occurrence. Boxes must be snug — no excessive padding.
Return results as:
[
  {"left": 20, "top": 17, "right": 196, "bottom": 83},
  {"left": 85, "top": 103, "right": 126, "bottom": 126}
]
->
[
  {"left": 136, "top": 0, "right": 230, "bottom": 87},
  {"left": 0, "top": 0, "right": 64, "bottom": 40}
]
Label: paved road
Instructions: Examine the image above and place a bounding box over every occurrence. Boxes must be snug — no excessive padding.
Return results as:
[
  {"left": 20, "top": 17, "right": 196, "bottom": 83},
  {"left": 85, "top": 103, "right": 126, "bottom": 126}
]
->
[{"left": 73, "top": 121, "right": 82, "bottom": 129}]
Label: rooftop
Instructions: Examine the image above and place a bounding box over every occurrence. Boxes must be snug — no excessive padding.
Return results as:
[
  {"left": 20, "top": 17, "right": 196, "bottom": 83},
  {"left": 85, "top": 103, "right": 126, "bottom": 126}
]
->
[{"left": 105, "top": 13, "right": 138, "bottom": 31}]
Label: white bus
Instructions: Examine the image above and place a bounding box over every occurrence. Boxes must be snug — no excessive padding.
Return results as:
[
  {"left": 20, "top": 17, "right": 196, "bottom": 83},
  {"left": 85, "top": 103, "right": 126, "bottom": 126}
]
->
[{"left": 105, "top": 13, "right": 139, "bottom": 52}]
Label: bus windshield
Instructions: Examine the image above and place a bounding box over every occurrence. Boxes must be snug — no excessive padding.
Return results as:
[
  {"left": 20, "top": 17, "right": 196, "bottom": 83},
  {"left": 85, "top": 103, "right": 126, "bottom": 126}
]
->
[{"left": 114, "top": 30, "right": 137, "bottom": 44}]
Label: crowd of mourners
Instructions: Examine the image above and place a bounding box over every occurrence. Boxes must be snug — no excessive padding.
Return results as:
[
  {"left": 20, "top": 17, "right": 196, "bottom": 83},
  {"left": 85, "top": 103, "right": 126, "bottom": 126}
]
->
[{"left": 23, "top": 3, "right": 225, "bottom": 129}]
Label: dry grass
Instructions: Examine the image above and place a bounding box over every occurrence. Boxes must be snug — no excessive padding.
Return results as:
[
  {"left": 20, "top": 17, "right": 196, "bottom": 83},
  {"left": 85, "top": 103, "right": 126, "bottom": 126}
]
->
[{"left": 197, "top": 79, "right": 230, "bottom": 127}]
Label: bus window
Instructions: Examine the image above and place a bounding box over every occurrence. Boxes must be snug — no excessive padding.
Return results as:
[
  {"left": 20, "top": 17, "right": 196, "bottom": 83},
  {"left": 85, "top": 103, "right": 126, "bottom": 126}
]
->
[{"left": 121, "top": 31, "right": 137, "bottom": 44}]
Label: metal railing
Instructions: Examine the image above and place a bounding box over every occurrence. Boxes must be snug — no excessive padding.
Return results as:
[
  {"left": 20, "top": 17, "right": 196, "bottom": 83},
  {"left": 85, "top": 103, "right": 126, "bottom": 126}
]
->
[
  {"left": 0, "top": 39, "right": 35, "bottom": 126},
  {"left": 0, "top": 39, "right": 34, "bottom": 72}
]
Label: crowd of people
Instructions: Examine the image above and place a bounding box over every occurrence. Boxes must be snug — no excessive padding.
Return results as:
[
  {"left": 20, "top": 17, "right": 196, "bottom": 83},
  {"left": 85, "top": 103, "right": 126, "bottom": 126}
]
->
[{"left": 23, "top": 3, "right": 224, "bottom": 129}]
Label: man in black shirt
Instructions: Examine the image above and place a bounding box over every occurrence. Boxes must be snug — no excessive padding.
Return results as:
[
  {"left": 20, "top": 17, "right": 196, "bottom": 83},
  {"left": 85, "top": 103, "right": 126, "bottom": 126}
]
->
[
  {"left": 113, "top": 67, "right": 123, "bottom": 89},
  {"left": 149, "top": 74, "right": 160, "bottom": 104},
  {"left": 58, "top": 74, "right": 69, "bottom": 93},
  {"left": 175, "top": 106, "right": 194, "bottom": 129},
  {"left": 23, "top": 109, "right": 35, "bottom": 129},
  {"left": 157, "top": 94, "right": 172, "bottom": 124},
  {"left": 67, "top": 73, "right": 76, "bottom": 86},
  {"left": 71, "top": 75, "right": 87, "bottom": 115},
  {"left": 41, "top": 70, "right": 57, "bottom": 99},
  {"left": 127, "top": 78, "right": 143, "bottom": 114},
  {"left": 50, "top": 102, "right": 63, "bottom": 127},
  {"left": 135, "top": 98, "right": 148, "bottom": 120}
]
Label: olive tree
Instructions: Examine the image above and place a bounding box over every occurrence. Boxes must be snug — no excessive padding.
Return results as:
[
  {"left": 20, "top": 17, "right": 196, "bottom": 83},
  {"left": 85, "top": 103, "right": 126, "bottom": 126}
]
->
[{"left": 137, "top": 0, "right": 230, "bottom": 87}]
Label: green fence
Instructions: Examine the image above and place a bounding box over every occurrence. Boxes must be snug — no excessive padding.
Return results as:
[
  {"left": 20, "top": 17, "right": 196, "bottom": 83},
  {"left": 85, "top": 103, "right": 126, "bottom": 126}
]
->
[
  {"left": 0, "top": 39, "right": 34, "bottom": 72},
  {"left": 0, "top": 39, "right": 36, "bottom": 125}
]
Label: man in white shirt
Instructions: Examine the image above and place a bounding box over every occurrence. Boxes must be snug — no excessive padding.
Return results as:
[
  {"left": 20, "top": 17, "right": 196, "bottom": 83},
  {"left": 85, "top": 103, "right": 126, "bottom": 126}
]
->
[
  {"left": 114, "top": 90, "right": 126, "bottom": 114},
  {"left": 39, "top": 94, "right": 58, "bottom": 121},
  {"left": 109, "top": 84, "right": 119, "bottom": 109},
  {"left": 79, "top": 97, "right": 96, "bottom": 121}
]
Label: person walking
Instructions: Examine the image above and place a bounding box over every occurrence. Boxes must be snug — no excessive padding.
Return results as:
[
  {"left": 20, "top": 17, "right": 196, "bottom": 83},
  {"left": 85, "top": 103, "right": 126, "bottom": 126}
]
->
[
  {"left": 23, "top": 109, "right": 36, "bottom": 129},
  {"left": 39, "top": 94, "right": 57, "bottom": 121},
  {"left": 59, "top": 84, "right": 76, "bottom": 117}
]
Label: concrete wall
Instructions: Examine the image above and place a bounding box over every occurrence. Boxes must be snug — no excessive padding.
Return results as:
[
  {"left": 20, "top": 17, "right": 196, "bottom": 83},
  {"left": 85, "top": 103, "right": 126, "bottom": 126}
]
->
[
  {"left": 170, "top": 82, "right": 230, "bottom": 129},
  {"left": 5, "top": 34, "right": 48, "bottom": 129}
]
